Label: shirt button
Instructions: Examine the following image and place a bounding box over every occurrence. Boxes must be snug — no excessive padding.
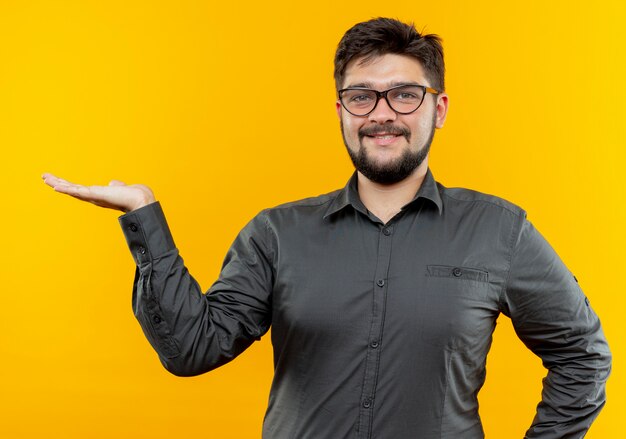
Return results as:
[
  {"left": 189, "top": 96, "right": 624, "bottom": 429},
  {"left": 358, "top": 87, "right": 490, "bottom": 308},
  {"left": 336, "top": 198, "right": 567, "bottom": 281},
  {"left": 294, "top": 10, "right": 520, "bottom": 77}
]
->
[
  {"left": 362, "top": 399, "right": 372, "bottom": 408},
  {"left": 452, "top": 267, "right": 462, "bottom": 277},
  {"left": 139, "top": 246, "right": 146, "bottom": 255},
  {"left": 382, "top": 227, "right": 391, "bottom": 236},
  {"left": 376, "top": 279, "right": 385, "bottom": 287},
  {"left": 370, "top": 341, "right": 379, "bottom": 349},
  {"left": 129, "top": 223, "right": 138, "bottom": 232},
  {"left": 152, "top": 314, "right": 162, "bottom": 324}
]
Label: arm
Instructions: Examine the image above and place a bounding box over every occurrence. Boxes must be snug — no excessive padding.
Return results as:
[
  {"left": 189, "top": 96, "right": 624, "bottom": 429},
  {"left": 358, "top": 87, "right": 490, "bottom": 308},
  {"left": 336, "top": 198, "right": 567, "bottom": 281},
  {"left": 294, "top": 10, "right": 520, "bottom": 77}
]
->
[
  {"left": 500, "top": 213, "right": 611, "bottom": 439},
  {"left": 42, "top": 173, "right": 274, "bottom": 376},
  {"left": 119, "top": 202, "right": 273, "bottom": 376}
]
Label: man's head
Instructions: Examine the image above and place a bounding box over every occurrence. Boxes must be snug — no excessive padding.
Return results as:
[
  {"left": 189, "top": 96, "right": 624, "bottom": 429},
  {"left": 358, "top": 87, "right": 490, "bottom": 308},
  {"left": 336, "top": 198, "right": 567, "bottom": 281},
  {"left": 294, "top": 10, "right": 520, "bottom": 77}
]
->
[
  {"left": 334, "top": 17, "right": 445, "bottom": 94},
  {"left": 334, "top": 18, "right": 448, "bottom": 185}
]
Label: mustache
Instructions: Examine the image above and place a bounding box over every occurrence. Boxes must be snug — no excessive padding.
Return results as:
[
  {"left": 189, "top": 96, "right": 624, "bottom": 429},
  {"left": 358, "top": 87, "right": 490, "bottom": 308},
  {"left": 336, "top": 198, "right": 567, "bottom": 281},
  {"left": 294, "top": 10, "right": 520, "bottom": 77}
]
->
[{"left": 358, "top": 124, "right": 411, "bottom": 141}]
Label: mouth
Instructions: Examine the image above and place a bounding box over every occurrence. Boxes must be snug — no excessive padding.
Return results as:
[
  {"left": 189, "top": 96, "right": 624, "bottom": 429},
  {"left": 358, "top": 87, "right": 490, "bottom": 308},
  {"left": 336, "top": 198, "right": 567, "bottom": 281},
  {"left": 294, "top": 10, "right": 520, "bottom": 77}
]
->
[
  {"left": 359, "top": 125, "right": 410, "bottom": 145},
  {"left": 364, "top": 132, "right": 403, "bottom": 146}
]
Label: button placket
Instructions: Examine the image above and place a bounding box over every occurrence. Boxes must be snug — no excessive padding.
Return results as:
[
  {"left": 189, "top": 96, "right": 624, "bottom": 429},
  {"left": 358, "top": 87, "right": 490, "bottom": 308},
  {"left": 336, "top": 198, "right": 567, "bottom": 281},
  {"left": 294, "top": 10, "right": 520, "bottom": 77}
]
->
[{"left": 358, "top": 223, "right": 393, "bottom": 437}]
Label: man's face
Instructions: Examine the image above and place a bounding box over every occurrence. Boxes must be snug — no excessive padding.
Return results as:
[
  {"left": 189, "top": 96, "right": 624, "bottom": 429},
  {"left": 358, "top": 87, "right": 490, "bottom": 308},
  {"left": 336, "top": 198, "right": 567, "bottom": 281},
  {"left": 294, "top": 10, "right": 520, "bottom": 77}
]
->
[{"left": 336, "top": 53, "right": 448, "bottom": 184}]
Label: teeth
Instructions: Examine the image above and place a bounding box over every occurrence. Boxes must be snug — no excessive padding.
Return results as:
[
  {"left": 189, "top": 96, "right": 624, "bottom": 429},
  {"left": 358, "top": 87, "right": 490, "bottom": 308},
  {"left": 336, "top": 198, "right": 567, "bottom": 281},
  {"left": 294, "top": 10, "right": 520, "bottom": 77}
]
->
[{"left": 375, "top": 135, "right": 396, "bottom": 139}]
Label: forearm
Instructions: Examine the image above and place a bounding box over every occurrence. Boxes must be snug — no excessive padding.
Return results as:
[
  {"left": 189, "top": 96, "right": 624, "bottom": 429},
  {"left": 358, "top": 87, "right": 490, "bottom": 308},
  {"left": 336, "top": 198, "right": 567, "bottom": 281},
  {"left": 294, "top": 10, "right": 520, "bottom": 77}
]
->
[{"left": 524, "top": 328, "right": 612, "bottom": 438}]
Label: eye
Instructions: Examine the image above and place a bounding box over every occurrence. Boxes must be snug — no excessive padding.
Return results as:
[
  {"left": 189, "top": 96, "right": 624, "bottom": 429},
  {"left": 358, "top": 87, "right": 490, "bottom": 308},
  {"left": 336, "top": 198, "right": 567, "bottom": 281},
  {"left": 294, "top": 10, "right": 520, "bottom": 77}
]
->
[
  {"left": 389, "top": 86, "right": 424, "bottom": 103},
  {"left": 350, "top": 93, "right": 374, "bottom": 103},
  {"left": 390, "top": 90, "right": 419, "bottom": 101}
]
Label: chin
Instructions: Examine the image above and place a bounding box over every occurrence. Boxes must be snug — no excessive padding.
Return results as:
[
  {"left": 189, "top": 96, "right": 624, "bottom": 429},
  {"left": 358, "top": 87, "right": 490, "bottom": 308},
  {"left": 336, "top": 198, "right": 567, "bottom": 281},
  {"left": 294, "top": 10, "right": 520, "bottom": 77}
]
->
[{"left": 366, "top": 149, "right": 407, "bottom": 164}]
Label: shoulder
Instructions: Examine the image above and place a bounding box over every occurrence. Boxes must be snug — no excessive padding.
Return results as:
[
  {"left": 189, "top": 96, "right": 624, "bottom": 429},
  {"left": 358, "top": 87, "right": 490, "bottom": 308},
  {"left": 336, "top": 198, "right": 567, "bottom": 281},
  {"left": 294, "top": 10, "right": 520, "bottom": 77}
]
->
[
  {"left": 438, "top": 182, "right": 526, "bottom": 218},
  {"left": 247, "top": 189, "right": 343, "bottom": 243},
  {"left": 253, "top": 188, "right": 343, "bottom": 226},
  {"left": 266, "top": 189, "right": 341, "bottom": 211},
  {"left": 436, "top": 183, "right": 530, "bottom": 258}
]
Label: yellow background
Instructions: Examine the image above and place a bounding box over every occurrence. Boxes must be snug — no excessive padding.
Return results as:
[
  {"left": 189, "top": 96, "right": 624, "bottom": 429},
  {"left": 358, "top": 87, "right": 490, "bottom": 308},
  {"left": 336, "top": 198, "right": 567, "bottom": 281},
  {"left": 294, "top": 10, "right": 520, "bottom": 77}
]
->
[{"left": 1, "top": 0, "right": 623, "bottom": 437}]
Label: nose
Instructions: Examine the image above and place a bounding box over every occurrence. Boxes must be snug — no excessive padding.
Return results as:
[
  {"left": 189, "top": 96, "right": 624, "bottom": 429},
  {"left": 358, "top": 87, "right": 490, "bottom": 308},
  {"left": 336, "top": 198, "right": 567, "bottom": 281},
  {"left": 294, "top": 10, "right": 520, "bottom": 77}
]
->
[{"left": 368, "top": 96, "right": 397, "bottom": 124}]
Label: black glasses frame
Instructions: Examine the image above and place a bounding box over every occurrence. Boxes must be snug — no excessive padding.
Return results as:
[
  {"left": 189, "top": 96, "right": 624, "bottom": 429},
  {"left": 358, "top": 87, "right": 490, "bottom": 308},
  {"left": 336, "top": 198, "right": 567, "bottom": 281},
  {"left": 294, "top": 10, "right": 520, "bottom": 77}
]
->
[{"left": 337, "top": 84, "right": 440, "bottom": 117}]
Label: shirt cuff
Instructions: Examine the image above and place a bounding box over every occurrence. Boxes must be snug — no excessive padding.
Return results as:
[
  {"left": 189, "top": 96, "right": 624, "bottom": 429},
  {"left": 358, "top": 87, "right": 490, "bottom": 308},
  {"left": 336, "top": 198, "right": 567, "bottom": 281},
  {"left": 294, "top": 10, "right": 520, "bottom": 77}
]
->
[{"left": 118, "top": 201, "right": 176, "bottom": 266}]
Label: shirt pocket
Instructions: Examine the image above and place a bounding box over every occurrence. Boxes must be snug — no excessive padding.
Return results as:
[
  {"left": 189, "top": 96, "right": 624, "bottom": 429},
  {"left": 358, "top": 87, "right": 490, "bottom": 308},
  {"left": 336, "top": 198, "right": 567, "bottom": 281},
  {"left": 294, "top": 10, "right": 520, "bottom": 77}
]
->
[
  {"left": 426, "top": 264, "right": 489, "bottom": 283},
  {"left": 417, "top": 264, "right": 491, "bottom": 351}
]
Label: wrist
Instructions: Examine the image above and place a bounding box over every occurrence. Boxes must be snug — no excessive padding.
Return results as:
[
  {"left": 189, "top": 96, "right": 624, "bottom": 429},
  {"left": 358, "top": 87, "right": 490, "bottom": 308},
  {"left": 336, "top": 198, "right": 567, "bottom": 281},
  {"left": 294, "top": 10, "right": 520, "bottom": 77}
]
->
[{"left": 129, "top": 194, "right": 156, "bottom": 212}]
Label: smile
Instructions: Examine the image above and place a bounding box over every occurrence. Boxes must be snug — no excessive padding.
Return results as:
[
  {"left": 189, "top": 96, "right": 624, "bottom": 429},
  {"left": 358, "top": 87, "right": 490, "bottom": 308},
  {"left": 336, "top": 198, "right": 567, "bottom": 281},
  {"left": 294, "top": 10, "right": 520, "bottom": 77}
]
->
[
  {"left": 365, "top": 133, "right": 402, "bottom": 146},
  {"left": 370, "top": 134, "right": 398, "bottom": 139}
]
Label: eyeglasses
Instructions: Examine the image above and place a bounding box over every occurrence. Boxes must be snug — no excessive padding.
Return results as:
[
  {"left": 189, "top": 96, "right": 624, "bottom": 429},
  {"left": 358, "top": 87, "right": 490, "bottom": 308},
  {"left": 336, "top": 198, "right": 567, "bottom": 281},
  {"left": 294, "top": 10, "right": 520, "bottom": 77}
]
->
[{"left": 338, "top": 84, "right": 440, "bottom": 117}]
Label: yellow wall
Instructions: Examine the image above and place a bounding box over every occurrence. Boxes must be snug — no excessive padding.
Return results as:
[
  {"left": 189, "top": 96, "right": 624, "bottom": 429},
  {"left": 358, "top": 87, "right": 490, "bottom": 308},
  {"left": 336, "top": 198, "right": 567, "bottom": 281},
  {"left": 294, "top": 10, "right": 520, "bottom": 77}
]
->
[{"left": 1, "top": 0, "right": 623, "bottom": 437}]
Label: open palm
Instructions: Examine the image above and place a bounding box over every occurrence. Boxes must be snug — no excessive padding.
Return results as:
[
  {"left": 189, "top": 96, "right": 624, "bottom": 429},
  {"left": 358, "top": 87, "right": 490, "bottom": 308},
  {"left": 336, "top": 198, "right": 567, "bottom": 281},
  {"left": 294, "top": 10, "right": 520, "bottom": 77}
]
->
[{"left": 42, "top": 173, "right": 156, "bottom": 213}]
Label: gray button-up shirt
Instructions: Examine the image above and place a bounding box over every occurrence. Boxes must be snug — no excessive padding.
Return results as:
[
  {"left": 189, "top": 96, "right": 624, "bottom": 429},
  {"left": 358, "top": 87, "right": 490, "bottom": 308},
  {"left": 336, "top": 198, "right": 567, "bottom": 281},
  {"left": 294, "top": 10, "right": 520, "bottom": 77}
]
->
[{"left": 118, "top": 168, "right": 611, "bottom": 438}]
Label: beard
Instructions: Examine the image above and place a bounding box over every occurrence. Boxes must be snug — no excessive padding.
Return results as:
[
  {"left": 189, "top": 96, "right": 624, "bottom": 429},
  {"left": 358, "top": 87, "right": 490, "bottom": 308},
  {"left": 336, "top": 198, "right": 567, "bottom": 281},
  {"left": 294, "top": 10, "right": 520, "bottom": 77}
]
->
[{"left": 341, "top": 113, "right": 436, "bottom": 185}]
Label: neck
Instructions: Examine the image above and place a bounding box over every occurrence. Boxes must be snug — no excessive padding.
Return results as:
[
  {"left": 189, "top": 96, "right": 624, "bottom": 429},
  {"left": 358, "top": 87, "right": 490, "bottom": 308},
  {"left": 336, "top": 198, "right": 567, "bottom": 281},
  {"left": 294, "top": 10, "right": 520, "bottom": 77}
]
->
[{"left": 357, "top": 161, "right": 428, "bottom": 224}]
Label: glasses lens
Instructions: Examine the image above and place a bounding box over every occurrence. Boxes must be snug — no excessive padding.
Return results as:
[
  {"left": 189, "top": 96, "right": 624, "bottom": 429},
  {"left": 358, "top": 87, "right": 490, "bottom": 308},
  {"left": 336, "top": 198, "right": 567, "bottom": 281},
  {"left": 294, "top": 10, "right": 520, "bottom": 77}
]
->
[
  {"left": 340, "top": 89, "right": 378, "bottom": 116},
  {"left": 387, "top": 86, "right": 425, "bottom": 114},
  {"left": 340, "top": 86, "right": 427, "bottom": 116}
]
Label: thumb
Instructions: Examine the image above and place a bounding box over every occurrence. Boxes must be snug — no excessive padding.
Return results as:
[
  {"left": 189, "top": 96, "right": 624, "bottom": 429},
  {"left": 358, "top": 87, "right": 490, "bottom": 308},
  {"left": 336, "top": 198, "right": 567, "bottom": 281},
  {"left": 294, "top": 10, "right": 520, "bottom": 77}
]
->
[{"left": 108, "top": 180, "right": 126, "bottom": 186}]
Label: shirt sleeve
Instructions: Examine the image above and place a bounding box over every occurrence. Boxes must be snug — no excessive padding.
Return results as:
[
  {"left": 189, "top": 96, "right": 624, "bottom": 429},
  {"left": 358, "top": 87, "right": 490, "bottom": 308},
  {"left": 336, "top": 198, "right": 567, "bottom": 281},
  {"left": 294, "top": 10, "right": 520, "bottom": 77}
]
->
[
  {"left": 118, "top": 201, "right": 274, "bottom": 376},
  {"left": 500, "top": 212, "right": 611, "bottom": 439}
]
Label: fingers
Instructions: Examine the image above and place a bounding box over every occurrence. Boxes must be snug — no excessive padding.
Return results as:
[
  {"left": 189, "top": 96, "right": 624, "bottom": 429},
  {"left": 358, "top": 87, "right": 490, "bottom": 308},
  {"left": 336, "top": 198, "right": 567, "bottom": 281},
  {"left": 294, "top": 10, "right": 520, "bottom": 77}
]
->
[
  {"left": 43, "top": 173, "right": 126, "bottom": 192},
  {"left": 42, "top": 173, "right": 65, "bottom": 187},
  {"left": 42, "top": 173, "right": 142, "bottom": 212},
  {"left": 43, "top": 174, "right": 127, "bottom": 187},
  {"left": 52, "top": 183, "right": 91, "bottom": 199},
  {"left": 42, "top": 173, "right": 100, "bottom": 202},
  {"left": 51, "top": 184, "right": 116, "bottom": 209}
]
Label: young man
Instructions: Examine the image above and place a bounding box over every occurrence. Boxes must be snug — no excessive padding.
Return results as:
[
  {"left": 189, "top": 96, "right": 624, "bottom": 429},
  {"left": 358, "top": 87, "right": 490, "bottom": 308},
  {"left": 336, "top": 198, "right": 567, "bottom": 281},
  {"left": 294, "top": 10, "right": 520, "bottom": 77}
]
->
[{"left": 43, "top": 17, "right": 610, "bottom": 439}]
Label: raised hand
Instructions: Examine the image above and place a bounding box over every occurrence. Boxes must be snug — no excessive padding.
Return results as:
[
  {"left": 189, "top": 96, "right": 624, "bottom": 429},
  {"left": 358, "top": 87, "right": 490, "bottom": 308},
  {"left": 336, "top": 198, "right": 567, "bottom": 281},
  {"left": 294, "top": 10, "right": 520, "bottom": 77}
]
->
[{"left": 42, "top": 173, "right": 156, "bottom": 213}]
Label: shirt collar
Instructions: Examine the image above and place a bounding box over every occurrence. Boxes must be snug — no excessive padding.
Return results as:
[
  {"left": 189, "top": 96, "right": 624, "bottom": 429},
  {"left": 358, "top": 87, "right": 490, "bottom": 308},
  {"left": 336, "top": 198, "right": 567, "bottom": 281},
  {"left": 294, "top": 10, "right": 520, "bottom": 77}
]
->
[{"left": 323, "top": 167, "right": 443, "bottom": 220}]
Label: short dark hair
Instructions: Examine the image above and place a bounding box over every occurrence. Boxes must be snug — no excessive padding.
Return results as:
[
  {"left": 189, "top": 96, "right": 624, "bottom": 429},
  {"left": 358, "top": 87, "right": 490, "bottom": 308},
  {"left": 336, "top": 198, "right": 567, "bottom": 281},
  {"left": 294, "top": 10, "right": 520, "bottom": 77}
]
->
[{"left": 334, "top": 17, "right": 445, "bottom": 93}]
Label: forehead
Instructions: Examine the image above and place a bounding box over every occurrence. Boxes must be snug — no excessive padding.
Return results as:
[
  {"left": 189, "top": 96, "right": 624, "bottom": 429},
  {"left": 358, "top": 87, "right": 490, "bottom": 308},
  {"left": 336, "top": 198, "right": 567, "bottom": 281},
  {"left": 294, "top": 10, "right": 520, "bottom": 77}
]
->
[{"left": 342, "top": 53, "right": 428, "bottom": 89}]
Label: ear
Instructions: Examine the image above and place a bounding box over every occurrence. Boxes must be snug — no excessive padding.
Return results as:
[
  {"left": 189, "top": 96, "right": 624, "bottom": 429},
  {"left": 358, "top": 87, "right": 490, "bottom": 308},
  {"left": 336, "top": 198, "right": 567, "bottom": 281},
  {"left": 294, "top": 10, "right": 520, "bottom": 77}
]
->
[
  {"left": 435, "top": 93, "right": 449, "bottom": 129},
  {"left": 336, "top": 100, "right": 342, "bottom": 119}
]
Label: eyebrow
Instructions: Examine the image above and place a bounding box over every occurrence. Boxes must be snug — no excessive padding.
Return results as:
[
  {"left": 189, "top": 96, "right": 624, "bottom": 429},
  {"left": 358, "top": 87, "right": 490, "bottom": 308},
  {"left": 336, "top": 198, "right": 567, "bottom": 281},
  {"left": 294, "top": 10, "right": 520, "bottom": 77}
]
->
[{"left": 343, "top": 81, "right": 423, "bottom": 89}]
